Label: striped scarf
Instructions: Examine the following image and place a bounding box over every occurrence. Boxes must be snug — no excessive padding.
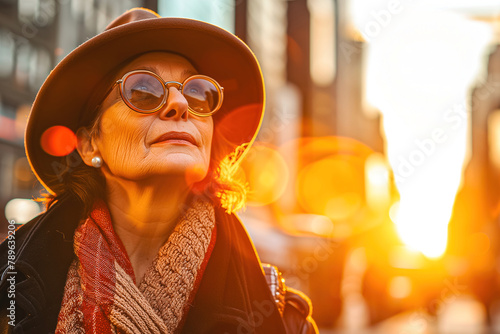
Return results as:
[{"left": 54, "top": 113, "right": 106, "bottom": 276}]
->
[{"left": 55, "top": 197, "right": 216, "bottom": 333}]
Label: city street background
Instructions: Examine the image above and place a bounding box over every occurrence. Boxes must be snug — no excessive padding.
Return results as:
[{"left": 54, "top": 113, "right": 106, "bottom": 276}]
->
[{"left": 1, "top": 0, "right": 500, "bottom": 332}]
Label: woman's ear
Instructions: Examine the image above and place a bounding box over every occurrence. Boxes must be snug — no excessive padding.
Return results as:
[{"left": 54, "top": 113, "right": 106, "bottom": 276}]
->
[{"left": 76, "top": 127, "right": 100, "bottom": 167}]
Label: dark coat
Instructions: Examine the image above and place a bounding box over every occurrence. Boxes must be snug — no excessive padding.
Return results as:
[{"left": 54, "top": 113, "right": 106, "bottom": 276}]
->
[{"left": 0, "top": 195, "right": 287, "bottom": 333}]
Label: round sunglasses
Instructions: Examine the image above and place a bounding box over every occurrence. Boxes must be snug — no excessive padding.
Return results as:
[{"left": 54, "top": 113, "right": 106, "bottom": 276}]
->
[{"left": 98, "top": 70, "right": 224, "bottom": 117}]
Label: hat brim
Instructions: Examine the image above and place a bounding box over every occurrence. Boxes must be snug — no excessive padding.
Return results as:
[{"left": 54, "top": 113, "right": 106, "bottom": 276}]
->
[{"left": 25, "top": 17, "right": 265, "bottom": 195}]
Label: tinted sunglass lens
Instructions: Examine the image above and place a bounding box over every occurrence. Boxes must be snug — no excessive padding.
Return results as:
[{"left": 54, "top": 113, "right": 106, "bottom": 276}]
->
[
  {"left": 123, "top": 73, "right": 164, "bottom": 111},
  {"left": 183, "top": 78, "right": 220, "bottom": 114}
]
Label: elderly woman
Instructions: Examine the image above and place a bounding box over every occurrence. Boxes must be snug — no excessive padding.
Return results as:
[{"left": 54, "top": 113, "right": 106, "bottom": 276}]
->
[{"left": 0, "top": 8, "right": 316, "bottom": 334}]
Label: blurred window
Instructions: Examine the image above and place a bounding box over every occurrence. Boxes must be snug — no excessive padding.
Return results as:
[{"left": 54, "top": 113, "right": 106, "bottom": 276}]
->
[
  {"left": 15, "top": 105, "right": 30, "bottom": 142},
  {"left": 70, "top": 0, "right": 84, "bottom": 19},
  {"left": 14, "top": 157, "right": 35, "bottom": 190},
  {"left": 308, "top": 0, "right": 336, "bottom": 86},
  {"left": 18, "top": 0, "right": 37, "bottom": 22},
  {"left": 29, "top": 47, "right": 51, "bottom": 90},
  {"left": 0, "top": 29, "right": 15, "bottom": 78},
  {"left": 18, "top": 0, "right": 56, "bottom": 27},
  {"left": 246, "top": 0, "right": 287, "bottom": 89},
  {"left": 0, "top": 101, "right": 17, "bottom": 142},
  {"left": 84, "top": 0, "right": 96, "bottom": 32},
  {"left": 71, "top": 0, "right": 143, "bottom": 37},
  {"left": 15, "top": 40, "right": 30, "bottom": 89},
  {"left": 158, "top": 0, "right": 235, "bottom": 33},
  {"left": 0, "top": 148, "right": 14, "bottom": 199}
]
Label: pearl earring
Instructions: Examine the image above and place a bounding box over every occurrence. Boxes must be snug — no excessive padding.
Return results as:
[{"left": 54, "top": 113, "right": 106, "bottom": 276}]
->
[{"left": 91, "top": 156, "right": 103, "bottom": 168}]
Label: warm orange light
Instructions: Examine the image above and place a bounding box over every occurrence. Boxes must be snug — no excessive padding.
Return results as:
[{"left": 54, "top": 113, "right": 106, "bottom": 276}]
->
[
  {"left": 14, "top": 157, "right": 33, "bottom": 182},
  {"left": 297, "top": 156, "right": 364, "bottom": 221},
  {"left": 240, "top": 144, "right": 289, "bottom": 206},
  {"left": 390, "top": 201, "right": 449, "bottom": 258},
  {"left": 487, "top": 110, "right": 500, "bottom": 169},
  {"left": 185, "top": 164, "right": 206, "bottom": 185},
  {"left": 280, "top": 214, "right": 334, "bottom": 237},
  {"left": 389, "top": 245, "right": 426, "bottom": 270},
  {"left": 309, "top": 0, "right": 336, "bottom": 86},
  {"left": 15, "top": 105, "right": 30, "bottom": 139},
  {"left": 357, "top": 5, "right": 492, "bottom": 259},
  {"left": 467, "top": 232, "right": 490, "bottom": 257},
  {"left": 388, "top": 276, "right": 412, "bottom": 299},
  {"left": 365, "top": 153, "right": 391, "bottom": 212},
  {"left": 40, "top": 126, "right": 77, "bottom": 156},
  {"left": 279, "top": 136, "right": 381, "bottom": 237}
]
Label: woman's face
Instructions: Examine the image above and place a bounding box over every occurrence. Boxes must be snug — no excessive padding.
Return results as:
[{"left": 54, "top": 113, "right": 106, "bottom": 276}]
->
[{"left": 88, "top": 52, "right": 213, "bottom": 183}]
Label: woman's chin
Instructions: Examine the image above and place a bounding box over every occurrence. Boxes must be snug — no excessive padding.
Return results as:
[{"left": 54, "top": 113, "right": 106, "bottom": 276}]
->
[
  {"left": 144, "top": 163, "right": 208, "bottom": 184},
  {"left": 184, "top": 164, "right": 209, "bottom": 184}
]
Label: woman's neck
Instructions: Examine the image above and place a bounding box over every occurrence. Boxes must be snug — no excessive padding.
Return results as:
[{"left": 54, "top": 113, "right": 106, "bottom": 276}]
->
[{"left": 104, "top": 175, "right": 191, "bottom": 284}]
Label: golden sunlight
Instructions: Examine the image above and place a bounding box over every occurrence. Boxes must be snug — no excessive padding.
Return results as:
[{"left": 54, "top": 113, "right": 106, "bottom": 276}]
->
[
  {"left": 240, "top": 143, "right": 289, "bottom": 206},
  {"left": 297, "top": 156, "right": 364, "bottom": 221},
  {"left": 350, "top": 1, "right": 493, "bottom": 258}
]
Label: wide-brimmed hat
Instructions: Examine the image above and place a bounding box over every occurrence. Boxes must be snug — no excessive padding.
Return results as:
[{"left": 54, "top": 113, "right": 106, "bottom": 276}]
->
[{"left": 25, "top": 8, "right": 265, "bottom": 195}]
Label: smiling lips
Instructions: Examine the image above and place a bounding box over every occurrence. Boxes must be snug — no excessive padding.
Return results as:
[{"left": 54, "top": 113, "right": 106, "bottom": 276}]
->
[{"left": 153, "top": 131, "right": 197, "bottom": 146}]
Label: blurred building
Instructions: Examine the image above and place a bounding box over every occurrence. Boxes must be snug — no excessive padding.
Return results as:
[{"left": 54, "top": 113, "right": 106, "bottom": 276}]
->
[
  {"left": 234, "top": 0, "right": 384, "bottom": 149},
  {"left": 450, "top": 40, "right": 500, "bottom": 325},
  {"left": 231, "top": 0, "right": 388, "bottom": 328},
  {"left": 0, "top": 0, "right": 156, "bottom": 234}
]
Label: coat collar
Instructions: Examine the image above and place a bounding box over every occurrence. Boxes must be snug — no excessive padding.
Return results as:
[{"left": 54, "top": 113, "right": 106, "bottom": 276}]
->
[
  {"left": 182, "top": 207, "right": 286, "bottom": 333},
  {"left": 0, "top": 195, "right": 83, "bottom": 332}
]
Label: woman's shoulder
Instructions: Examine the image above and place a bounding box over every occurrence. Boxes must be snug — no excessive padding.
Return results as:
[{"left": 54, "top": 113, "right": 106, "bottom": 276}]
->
[
  {"left": 1, "top": 196, "right": 82, "bottom": 245},
  {"left": 0, "top": 214, "right": 43, "bottom": 263},
  {"left": 0, "top": 195, "right": 84, "bottom": 332},
  {"left": 0, "top": 195, "right": 84, "bottom": 271}
]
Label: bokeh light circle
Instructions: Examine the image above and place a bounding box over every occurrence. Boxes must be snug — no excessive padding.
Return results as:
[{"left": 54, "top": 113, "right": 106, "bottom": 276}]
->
[
  {"left": 240, "top": 143, "right": 289, "bottom": 206},
  {"left": 297, "top": 156, "right": 364, "bottom": 221},
  {"left": 41, "top": 126, "right": 77, "bottom": 156}
]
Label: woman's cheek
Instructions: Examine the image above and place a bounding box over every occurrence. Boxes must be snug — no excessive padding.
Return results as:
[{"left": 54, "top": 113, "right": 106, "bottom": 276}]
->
[
  {"left": 99, "top": 126, "right": 144, "bottom": 175},
  {"left": 114, "top": 132, "right": 144, "bottom": 172}
]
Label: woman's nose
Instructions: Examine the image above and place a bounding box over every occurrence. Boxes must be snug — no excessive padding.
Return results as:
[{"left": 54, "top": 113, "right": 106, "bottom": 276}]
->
[{"left": 159, "top": 86, "right": 189, "bottom": 120}]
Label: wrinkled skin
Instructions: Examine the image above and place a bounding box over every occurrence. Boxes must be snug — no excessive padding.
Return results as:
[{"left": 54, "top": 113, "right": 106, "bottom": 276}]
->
[{"left": 79, "top": 52, "right": 213, "bottom": 183}]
